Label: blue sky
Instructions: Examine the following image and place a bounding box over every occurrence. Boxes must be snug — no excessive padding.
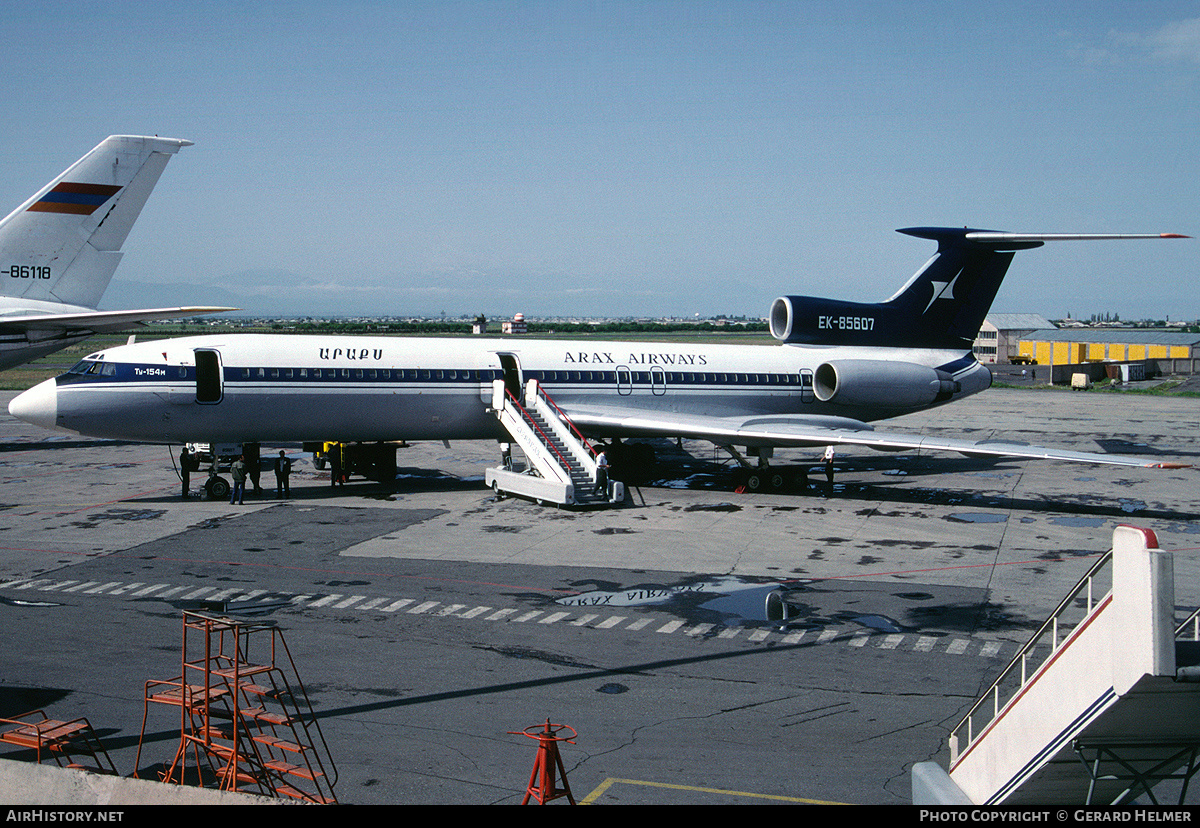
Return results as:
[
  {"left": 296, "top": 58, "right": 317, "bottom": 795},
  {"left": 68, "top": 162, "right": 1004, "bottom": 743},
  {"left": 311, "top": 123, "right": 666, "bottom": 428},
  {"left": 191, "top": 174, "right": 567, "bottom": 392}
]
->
[{"left": 1, "top": 1, "right": 1196, "bottom": 320}]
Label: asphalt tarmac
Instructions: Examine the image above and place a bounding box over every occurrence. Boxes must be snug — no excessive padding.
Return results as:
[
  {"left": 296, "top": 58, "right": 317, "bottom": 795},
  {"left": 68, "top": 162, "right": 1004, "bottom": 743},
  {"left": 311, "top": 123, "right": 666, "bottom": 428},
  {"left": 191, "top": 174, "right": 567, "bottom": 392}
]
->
[{"left": 0, "top": 388, "right": 1197, "bottom": 805}]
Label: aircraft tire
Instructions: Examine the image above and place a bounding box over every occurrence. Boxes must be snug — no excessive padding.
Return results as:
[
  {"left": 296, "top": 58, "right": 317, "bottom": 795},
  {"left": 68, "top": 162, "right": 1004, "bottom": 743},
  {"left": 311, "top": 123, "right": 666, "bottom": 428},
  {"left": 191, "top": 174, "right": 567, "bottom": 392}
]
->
[
  {"left": 769, "top": 472, "right": 786, "bottom": 491},
  {"left": 745, "top": 472, "right": 763, "bottom": 492},
  {"left": 206, "top": 477, "right": 230, "bottom": 500}
]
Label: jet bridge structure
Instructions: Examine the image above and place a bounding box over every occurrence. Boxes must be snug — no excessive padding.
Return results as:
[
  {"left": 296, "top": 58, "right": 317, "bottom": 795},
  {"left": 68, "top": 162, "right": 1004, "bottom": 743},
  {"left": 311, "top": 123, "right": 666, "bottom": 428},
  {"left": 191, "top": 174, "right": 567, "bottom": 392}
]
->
[
  {"left": 913, "top": 525, "right": 1200, "bottom": 805},
  {"left": 485, "top": 379, "right": 623, "bottom": 508}
]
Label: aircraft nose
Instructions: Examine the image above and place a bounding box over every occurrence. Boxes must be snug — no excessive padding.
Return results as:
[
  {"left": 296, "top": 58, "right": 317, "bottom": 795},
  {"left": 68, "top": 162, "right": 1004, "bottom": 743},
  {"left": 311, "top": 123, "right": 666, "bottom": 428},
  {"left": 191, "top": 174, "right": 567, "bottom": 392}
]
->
[{"left": 8, "top": 378, "right": 59, "bottom": 431}]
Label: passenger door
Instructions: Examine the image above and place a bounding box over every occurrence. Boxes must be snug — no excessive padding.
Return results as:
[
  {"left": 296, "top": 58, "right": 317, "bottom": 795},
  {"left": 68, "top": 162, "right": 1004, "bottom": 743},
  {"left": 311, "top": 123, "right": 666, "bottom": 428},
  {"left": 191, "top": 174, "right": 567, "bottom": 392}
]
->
[{"left": 194, "top": 349, "right": 223, "bottom": 404}]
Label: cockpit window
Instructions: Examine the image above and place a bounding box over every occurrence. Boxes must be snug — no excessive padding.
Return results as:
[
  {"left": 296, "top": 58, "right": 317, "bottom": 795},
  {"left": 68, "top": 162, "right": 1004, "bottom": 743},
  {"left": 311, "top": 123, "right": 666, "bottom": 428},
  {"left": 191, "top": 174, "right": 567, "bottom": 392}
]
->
[{"left": 69, "top": 359, "right": 115, "bottom": 376}]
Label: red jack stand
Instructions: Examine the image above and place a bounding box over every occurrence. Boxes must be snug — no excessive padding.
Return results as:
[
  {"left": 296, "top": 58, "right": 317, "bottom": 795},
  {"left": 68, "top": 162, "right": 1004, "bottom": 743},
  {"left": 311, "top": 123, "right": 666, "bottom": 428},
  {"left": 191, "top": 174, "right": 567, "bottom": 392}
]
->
[{"left": 510, "top": 719, "right": 577, "bottom": 804}]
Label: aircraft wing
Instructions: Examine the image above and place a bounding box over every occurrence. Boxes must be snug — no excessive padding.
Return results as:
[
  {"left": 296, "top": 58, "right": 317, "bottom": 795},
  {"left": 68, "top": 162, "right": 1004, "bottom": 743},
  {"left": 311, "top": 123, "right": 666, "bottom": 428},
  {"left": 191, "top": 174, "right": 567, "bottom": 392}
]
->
[
  {"left": 564, "top": 406, "right": 1188, "bottom": 470},
  {"left": 0, "top": 307, "right": 238, "bottom": 334}
]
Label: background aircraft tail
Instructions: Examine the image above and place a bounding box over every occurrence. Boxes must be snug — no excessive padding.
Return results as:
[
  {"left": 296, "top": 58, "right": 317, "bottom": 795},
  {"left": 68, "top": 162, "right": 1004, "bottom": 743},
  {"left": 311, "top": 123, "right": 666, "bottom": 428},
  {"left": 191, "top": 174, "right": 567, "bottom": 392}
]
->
[
  {"left": 769, "top": 227, "right": 1185, "bottom": 350},
  {"left": 0, "top": 135, "right": 191, "bottom": 309}
]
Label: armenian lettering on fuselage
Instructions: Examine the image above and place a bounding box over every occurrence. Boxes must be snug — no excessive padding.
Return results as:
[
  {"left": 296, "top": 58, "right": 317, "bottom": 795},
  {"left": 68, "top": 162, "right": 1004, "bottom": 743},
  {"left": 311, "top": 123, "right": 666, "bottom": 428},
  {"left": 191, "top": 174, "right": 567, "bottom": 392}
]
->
[{"left": 318, "top": 347, "right": 384, "bottom": 361}]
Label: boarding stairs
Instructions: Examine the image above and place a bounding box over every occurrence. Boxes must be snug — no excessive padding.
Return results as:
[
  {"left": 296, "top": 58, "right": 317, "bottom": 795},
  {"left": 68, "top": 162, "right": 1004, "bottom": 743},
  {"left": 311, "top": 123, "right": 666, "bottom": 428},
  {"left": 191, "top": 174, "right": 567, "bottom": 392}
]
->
[
  {"left": 485, "top": 378, "right": 622, "bottom": 507},
  {"left": 137, "top": 612, "right": 338, "bottom": 804},
  {"left": 913, "top": 525, "right": 1200, "bottom": 806}
]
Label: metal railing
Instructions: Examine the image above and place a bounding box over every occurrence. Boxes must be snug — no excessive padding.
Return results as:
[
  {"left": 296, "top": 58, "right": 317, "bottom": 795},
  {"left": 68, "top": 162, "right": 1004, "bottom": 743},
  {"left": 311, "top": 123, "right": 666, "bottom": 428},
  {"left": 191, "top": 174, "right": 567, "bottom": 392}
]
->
[
  {"left": 950, "top": 550, "right": 1114, "bottom": 765},
  {"left": 533, "top": 382, "right": 597, "bottom": 458},
  {"left": 504, "top": 387, "right": 576, "bottom": 473}
]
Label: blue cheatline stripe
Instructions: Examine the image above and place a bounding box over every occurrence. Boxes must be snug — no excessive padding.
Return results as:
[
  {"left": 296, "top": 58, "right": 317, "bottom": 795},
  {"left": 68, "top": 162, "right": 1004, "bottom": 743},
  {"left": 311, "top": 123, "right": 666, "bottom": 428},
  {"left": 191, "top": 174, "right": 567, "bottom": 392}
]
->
[{"left": 58, "top": 361, "right": 826, "bottom": 398}]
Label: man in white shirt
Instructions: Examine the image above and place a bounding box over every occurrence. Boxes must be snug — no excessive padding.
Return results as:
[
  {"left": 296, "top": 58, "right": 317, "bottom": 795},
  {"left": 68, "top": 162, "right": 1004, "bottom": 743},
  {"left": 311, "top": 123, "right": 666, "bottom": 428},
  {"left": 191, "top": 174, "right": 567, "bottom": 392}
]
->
[{"left": 593, "top": 449, "right": 610, "bottom": 498}]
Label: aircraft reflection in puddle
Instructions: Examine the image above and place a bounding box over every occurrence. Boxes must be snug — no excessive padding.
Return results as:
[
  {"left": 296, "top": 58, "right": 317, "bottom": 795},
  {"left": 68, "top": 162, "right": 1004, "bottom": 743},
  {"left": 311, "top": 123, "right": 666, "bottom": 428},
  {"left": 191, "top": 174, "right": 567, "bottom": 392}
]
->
[
  {"left": 556, "top": 575, "right": 905, "bottom": 632},
  {"left": 557, "top": 575, "right": 787, "bottom": 625}
]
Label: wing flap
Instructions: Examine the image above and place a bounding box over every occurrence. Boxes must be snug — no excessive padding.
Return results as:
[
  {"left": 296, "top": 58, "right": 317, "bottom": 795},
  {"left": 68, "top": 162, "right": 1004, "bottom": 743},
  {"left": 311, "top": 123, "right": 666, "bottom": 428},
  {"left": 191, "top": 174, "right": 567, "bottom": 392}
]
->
[{"left": 565, "top": 407, "right": 1186, "bottom": 470}]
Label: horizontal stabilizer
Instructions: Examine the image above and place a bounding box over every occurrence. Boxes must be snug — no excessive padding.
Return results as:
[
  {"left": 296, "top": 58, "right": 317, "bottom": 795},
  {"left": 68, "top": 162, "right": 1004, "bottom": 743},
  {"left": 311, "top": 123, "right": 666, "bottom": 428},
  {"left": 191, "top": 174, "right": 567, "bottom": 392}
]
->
[{"left": 962, "top": 232, "right": 1190, "bottom": 242}]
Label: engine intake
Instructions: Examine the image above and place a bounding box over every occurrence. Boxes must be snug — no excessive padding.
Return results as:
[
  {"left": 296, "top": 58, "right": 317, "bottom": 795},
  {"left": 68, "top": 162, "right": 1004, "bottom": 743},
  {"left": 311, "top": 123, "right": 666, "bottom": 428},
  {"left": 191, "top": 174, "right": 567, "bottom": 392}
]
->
[{"left": 813, "top": 360, "right": 958, "bottom": 408}]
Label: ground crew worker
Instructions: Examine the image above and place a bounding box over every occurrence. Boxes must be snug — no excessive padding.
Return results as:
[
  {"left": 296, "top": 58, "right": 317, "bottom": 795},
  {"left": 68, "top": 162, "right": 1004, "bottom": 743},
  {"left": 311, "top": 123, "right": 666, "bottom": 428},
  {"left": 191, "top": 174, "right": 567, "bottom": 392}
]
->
[
  {"left": 180, "top": 446, "right": 191, "bottom": 498},
  {"left": 274, "top": 450, "right": 292, "bottom": 498},
  {"left": 593, "top": 448, "right": 610, "bottom": 498},
  {"left": 230, "top": 455, "right": 247, "bottom": 505}
]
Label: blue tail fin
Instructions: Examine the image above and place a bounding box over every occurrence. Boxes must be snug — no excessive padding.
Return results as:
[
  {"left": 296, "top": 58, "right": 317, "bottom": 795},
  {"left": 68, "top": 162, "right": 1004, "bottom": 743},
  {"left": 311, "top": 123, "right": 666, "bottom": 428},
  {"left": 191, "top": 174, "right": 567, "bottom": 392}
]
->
[{"left": 769, "top": 228, "right": 1043, "bottom": 349}]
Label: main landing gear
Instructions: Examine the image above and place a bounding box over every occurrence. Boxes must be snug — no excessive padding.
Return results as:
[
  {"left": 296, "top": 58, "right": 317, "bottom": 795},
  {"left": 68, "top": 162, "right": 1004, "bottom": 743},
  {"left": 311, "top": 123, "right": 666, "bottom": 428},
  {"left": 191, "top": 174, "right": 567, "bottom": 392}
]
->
[
  {"left": 723, "top": 446, "right": 812, "bottom": 493},
  {"left": 205, "top": 475, "right": 231, "bottom": 500}
]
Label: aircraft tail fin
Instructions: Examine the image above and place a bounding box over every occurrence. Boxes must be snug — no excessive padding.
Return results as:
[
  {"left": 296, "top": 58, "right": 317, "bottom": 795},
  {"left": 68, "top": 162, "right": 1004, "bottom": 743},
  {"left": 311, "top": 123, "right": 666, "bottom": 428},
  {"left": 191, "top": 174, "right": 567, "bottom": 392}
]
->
[
  {"left": 769, "top": 228, "right": 1188, "bottom": 349},
  {"left": 0, "top": 135, "right": 191, "bottom": 309}
]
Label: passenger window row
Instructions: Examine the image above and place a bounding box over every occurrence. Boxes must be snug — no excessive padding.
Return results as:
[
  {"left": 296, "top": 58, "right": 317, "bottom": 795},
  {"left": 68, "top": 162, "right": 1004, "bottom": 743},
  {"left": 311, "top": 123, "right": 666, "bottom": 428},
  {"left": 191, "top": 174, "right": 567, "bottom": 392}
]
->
[
  {"left": 228, "top": 368, "right": 804, "bottom": 385},
  {"left": 69, "top": 360, "right": 807, "bottom": 388}
]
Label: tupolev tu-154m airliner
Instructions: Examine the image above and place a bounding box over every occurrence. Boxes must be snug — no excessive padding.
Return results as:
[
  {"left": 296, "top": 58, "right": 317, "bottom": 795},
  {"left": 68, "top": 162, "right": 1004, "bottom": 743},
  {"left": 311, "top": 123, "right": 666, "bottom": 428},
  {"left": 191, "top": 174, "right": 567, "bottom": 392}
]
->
[{"left": 7, "top": 227, "right": 1191, "bottom": 498}]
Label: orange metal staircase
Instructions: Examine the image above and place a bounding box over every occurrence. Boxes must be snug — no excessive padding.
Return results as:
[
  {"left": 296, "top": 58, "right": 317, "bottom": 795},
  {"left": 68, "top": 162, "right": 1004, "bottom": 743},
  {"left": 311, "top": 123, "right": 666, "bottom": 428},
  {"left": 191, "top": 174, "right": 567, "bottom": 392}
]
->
[
  {"left": 0, "top": 710, "right": 117, "bottom": 775},
  {"left": 136, "top": 611, "right": 338, "bottom": 803}
]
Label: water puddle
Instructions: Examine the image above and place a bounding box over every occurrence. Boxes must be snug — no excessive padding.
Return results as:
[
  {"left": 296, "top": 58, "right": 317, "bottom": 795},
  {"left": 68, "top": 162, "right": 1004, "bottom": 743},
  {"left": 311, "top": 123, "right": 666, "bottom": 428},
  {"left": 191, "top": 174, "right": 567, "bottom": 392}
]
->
[
  {"left": 0, "top": 596, "right": 61, "bottom": 608},
  {"left": 557, "top": 576, "right": 783, "bottom": 619}
]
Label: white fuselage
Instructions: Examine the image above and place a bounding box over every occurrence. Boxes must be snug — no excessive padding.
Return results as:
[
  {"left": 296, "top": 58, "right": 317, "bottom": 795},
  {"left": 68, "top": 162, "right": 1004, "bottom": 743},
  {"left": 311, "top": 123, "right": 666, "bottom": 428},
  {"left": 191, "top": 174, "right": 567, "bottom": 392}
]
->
[{"left": 15, "top": 333, "right": 990, "bottom": 446}]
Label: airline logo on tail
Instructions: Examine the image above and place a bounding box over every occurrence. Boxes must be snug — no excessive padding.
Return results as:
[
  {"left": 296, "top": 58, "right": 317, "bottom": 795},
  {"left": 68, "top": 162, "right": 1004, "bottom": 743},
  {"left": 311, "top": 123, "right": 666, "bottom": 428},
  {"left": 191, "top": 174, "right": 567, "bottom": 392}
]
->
[
  {"left": 924, "top": 270, "right": 960, "bottom": 314},
  {"left": 27, "top": 182, "right": 122, "bottom": 215}
]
